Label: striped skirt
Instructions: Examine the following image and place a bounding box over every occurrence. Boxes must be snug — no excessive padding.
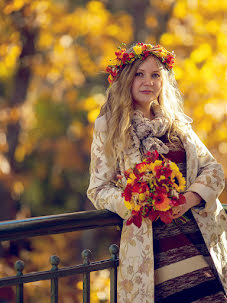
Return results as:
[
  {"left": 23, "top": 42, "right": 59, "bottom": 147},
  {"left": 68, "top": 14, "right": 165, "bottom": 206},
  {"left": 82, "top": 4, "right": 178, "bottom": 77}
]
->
[{"left": 153, "top": 210, "right": 227, "bottom": 303}]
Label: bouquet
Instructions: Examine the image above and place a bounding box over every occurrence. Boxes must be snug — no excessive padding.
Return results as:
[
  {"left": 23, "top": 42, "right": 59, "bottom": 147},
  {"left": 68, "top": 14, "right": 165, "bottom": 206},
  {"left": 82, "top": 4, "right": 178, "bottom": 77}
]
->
[{"left": 119, "top": 150, "right": 186, "bottom": 228}]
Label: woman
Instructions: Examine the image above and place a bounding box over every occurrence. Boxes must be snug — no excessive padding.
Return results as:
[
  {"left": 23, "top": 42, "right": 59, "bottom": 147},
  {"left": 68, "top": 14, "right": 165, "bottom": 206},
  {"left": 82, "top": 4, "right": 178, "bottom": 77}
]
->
[{"left": 87, "top": 43, "right": 227, "bottom": 303}]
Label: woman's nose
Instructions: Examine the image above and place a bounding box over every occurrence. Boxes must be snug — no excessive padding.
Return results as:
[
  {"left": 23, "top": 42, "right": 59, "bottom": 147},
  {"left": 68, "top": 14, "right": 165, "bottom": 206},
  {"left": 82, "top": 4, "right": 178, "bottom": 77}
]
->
[{"left": 143, "top": 76, "right": 154, "bottom": 85}]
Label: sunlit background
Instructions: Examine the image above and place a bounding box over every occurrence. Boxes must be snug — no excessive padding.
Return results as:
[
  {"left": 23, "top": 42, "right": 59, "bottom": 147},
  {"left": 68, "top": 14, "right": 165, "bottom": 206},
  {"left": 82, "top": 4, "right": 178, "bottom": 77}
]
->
[{"left": 0, "top": 0, "right": 226, "bottom": 302}]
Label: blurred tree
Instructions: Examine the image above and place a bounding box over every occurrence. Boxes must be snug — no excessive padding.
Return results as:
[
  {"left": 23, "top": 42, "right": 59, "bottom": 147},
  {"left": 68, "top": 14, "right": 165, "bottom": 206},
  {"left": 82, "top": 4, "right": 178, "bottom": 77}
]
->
[
  {"left": 0, "top": 0, "right": 133, "bottom": 219},
  {"left": 152, "top": 0, "right": 227, "bottom": 201},
  {"left": 0, "top": 0, "right": 227, "bottom": 301}
]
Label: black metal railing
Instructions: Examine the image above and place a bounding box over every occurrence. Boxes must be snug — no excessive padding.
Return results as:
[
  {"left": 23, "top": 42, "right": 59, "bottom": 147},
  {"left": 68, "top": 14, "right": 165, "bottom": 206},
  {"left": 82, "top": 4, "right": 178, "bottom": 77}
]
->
[
  {"left": 0, "top": 210, "right": 122, "bottom": 303},
  {"left": 0, "top": 205, "right": 226, "bottom": 303}
]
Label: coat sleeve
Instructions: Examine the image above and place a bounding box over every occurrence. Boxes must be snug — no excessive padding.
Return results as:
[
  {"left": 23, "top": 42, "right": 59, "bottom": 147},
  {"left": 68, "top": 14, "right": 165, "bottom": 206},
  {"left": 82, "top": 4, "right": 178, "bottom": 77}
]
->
[
  {"left": 186, "top": 127, "right": 225, "bottom": 212},
  {"left": 87, "top": 128, "right": 130, "bottom": 219}
]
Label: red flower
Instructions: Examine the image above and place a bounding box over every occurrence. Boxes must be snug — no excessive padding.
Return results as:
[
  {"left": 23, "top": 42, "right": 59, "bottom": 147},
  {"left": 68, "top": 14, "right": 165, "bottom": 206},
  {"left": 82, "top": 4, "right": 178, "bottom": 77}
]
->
[
  {"left": 132, "top": 182, "right": 149, "bottom": 194},
  {"left": 141, "top": 50, "right": 151, "bottom": 60},
  {"left": 122, "top": 184, "right": 132, "bottom": 201},
  {"left": 142, "top": 44, "right": 148, "bottom": 51},
  {"left": 106, "top": 66, "right": 113, "bottom": 73},
  {"left": 170, "top": 194, "right": 186, "bottom": 207},
  {"left": 159, "top": 209, "right": 173, "bottom": 224},
  {"left": 141, "top": 205, "right": 159, "bottom": 222},
  {"left": 135, "top": 162, "right": 147, "bottom": 173},
  {"left": 156, "top": 187, "right": 167, "bottom": 194},
  {"left": 111, "top": 70, "right": 118, "bottom": 77},
  {"left": 122, "top": 52, "right": 130, "bottom": 64},
  {"left": 148, "top": 209, "right": 159, "bottom": 222},
  {"left": 126, "top": 210, "right": 142, "bottom": 228},
  {"left": 179, "top": 194, "right": 186, "bottom": 205},
  {"left": 154, "top": 165, "right": 171, "bottom": 179},
  {"left": 115, "top": 49, "right": 126, "bottom": 59},
  {"left": 145, "top": 150, "right": 159, "bottom": 163}
]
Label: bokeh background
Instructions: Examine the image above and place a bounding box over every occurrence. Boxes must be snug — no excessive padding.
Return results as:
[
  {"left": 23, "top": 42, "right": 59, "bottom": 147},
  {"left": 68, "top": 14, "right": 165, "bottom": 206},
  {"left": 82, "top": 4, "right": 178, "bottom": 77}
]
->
[{"left": 0, "top": 0, "right": 226, "bottom": 302}]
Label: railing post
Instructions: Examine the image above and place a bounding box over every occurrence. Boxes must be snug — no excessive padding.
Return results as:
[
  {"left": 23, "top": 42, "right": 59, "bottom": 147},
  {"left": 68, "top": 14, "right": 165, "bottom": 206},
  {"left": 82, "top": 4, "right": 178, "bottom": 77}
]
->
[
  {"left": 15, "top": 260, "right": 24, "bottom": 303},
  {"left": 82, "top": 249, "right": 91, "bottom": 303},
  {"left": 109, "top": 244, "right": 119, "bottom": 303},
  {"left": 50, "top": 255, "right": 60, "bottom": 303}
]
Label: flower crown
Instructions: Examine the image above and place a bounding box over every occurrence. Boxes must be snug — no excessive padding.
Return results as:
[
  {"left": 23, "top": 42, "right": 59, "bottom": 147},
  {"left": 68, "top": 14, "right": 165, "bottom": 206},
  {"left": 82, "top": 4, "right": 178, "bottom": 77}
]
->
[{"left": 106, "top": 43, "right": 175, "bottom": 85}]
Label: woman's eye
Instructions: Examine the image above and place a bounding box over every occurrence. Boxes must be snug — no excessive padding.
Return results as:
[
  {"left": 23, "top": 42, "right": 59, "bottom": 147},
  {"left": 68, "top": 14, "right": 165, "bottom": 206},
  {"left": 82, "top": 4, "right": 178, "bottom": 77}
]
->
[
  {"left": 135, "top": 72, "right": 143, "bottom": 77},
  {"left": 152, "top": 73, "right": 160, "bottom": 78}
]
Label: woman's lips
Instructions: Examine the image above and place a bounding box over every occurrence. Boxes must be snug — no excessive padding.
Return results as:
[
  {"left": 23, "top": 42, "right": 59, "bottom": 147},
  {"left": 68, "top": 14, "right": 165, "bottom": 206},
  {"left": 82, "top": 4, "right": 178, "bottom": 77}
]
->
[{"left": 140, "top": 90, "right": 153, "bottom": 94}]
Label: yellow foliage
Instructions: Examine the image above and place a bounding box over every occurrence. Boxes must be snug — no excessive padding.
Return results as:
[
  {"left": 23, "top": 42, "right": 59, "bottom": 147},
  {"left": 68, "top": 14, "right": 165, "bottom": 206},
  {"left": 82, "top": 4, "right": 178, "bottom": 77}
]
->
[
  {"left": 0, "top": 45, "right": 21, "bottom": 77},
  {"left": 39, "top": 32, "right": 53, "bottom": 49},
  {"left": 173, "top": 66, "right": 183, "bottom": 80},
  {"left": 160, "top": 33, "right": 174, "bottom": 46},
  {"left": 4, "top": 0, "right": 31, "bottom": 14},
  {"left": 88, "top": 108, "right": 100, "bottom": 123},
  {"left": 174, "top": 1, "right": 187, "bottom": 18},
  {"left": 77, "top": 270, "right": 110, "bottom": 303},
  {"left": 190, "top": 44, "right": 212, "bottom": 63},
  {"left": 217, "top": 32, "right": 227, "bottom": 50}
]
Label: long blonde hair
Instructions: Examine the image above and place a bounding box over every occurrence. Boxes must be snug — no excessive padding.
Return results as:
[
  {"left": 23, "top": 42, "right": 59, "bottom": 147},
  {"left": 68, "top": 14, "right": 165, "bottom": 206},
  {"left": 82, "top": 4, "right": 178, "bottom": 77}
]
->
[{"left": 99, "top": 51, "right": 186, "bottom": 167}]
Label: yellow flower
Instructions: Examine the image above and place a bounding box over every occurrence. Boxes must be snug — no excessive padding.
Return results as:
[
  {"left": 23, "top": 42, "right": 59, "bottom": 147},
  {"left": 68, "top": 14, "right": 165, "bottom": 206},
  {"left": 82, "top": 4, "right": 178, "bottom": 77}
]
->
[
  {"left": 146, "top": 162, "right": 155, "bottom": 172},
  {"left": 139, "top": 193, "right": 145, "bottom": 201},
  {"left": 136, "top": 162, "right": 147, "bottom": 173},
  {"left": 127, "top": 173, "right": 137, "bottom": 184},
  {"left": 158, "top": 175, "right": 166, "bottom": 182},
  {"left": 133, "top": 45, "right": 143, "bottom": 55},
  {"left": 124, "top": 200, "right": 132, "bottom": 210},
  {"left": 170, "top": 162, "right": 179, "bottom": 172},
  {"left": 146, "top": 44, "right": 153, "bottom": 50},
  {"left": 134, "top": 204, "right": 141, "bottom": 211},
  {"left": 153, "top": 160, "right": 162, "bottom": 167},
  {"left": 171, "top": 171, "right": 186, "bottom": 191},
  {"left": 162, "top": 184, "right": 170, "bottom": 192}
]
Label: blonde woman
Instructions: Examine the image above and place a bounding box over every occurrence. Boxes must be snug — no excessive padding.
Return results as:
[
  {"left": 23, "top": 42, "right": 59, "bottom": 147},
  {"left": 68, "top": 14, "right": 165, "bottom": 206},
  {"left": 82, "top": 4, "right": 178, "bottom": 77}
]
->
[{"left": 87, "top": 43, "right": 227, "bottom": 303}]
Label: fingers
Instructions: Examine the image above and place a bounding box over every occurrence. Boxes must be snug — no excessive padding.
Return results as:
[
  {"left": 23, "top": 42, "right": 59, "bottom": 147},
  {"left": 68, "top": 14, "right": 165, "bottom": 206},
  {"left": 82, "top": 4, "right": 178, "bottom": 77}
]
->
[
  {"left": 172, "top": 205, "right": 185, "bottom": 219},
  {"left": 172, "top": 206, "right": 181, "bottom": 215}
]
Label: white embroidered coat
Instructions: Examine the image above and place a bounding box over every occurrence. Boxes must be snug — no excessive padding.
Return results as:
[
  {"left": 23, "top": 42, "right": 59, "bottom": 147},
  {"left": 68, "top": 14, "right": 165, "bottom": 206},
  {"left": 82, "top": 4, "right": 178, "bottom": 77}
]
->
[{"left": 87, "top": 115, "right": 227, "bottom": 303}]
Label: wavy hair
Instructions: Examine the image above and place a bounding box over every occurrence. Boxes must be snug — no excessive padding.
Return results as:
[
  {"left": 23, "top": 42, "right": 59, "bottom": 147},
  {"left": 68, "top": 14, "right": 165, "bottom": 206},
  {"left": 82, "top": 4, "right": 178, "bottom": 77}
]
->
[{"left": 99, "top": 48, "right": 186, "bottom": 168}]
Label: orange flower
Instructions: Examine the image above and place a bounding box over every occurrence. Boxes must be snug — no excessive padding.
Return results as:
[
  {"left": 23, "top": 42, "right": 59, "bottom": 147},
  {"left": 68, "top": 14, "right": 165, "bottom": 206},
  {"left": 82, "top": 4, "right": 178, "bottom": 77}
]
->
[{"left": 153, "top": 193, "right": 171, "bottom": 211}]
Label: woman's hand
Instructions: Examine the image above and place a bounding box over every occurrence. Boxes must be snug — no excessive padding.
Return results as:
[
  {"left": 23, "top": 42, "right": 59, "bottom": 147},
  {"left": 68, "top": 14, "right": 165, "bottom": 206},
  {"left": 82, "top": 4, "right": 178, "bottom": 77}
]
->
[{"left": 172, "top": 191, "right": 202, "bottom": 219}]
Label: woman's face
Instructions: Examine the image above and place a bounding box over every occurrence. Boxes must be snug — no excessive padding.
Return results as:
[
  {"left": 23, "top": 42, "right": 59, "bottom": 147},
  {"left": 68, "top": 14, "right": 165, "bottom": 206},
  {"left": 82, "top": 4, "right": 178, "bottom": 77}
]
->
[{"left": 131, "top": 56, "right": 162, "bottom": 108}]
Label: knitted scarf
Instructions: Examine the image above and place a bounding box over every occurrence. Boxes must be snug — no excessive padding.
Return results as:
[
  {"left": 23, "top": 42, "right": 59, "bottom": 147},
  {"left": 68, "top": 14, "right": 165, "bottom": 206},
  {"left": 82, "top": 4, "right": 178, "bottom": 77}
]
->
[{"left": 131, "top": 109, "right": 170, "bottom": 155}]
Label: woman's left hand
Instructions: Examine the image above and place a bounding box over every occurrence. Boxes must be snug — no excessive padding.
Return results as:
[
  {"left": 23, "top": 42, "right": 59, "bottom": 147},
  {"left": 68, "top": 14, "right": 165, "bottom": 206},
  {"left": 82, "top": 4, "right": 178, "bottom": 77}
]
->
[{"left": 172, "top": 191, "right": 202, "bottom": 219}]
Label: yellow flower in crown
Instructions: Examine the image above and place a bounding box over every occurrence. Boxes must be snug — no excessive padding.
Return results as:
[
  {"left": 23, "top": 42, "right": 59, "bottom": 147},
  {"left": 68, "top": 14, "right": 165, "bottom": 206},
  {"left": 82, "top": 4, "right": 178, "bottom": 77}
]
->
[{"left": 133, "top": 45, "right": 143, "bottom": 55}]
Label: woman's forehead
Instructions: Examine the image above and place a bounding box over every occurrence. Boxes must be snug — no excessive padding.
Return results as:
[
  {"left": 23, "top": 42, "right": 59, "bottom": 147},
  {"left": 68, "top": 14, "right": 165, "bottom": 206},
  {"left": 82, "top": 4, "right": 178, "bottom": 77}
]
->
[{"left": 137, "top": 56, "right": 161, "bottom": 71}]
